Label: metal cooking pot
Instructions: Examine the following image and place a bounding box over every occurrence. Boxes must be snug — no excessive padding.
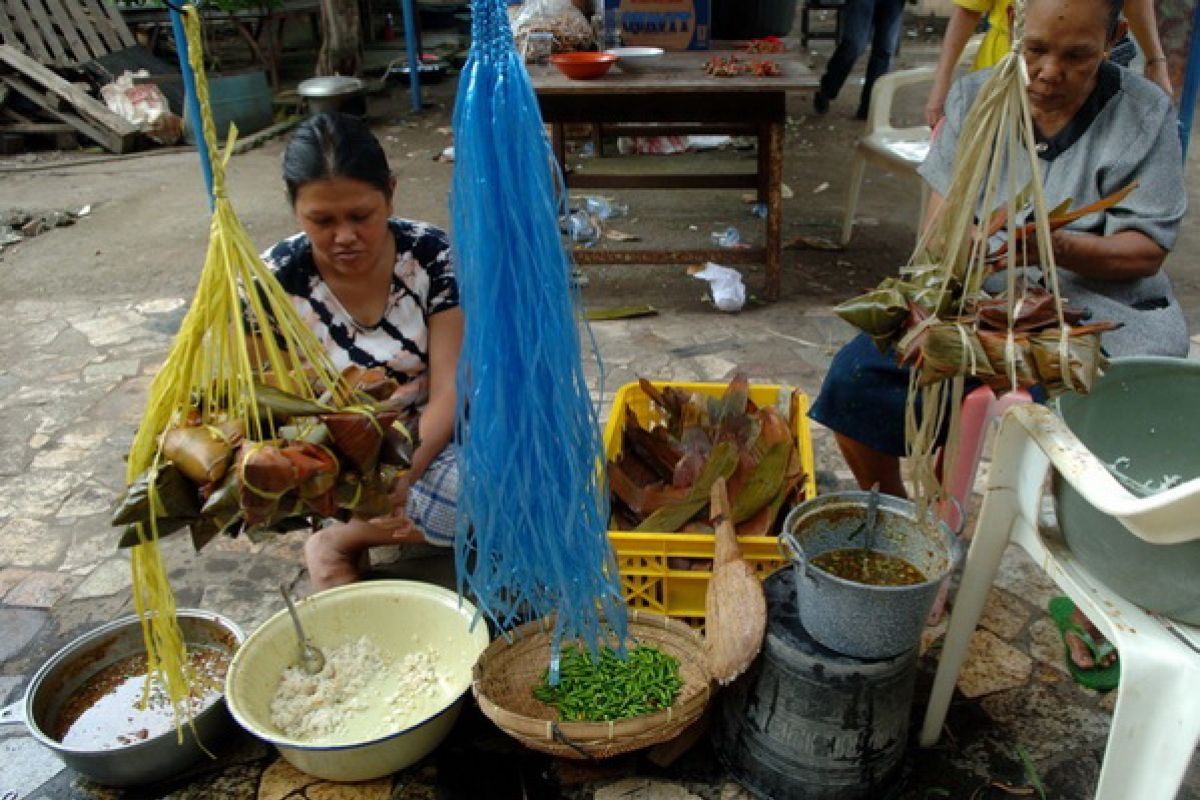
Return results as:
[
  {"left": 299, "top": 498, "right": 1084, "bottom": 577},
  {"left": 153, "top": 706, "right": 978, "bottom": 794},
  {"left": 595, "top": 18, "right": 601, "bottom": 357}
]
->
[
  {"left": 0, "top": 610, "right": 245, "bottom": 787},
  {"left": 780, "top": 492, "right": 961, "bottom": 660},
  {"left": 297, "top": 76, "right": 367, "bottom": 115}
]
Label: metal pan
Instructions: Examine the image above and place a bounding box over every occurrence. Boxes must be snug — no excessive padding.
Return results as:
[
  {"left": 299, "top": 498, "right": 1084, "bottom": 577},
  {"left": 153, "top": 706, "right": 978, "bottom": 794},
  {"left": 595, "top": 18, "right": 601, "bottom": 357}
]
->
[{"left": 0, "top": 610, "right": 244, "bottom": 787}]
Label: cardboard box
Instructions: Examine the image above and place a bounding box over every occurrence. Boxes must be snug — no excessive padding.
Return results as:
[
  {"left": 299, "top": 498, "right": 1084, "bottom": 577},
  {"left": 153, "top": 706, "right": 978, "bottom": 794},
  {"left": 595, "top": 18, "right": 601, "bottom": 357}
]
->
[{"left": 605, "top": 0, "right": 710, "bottom": 50}]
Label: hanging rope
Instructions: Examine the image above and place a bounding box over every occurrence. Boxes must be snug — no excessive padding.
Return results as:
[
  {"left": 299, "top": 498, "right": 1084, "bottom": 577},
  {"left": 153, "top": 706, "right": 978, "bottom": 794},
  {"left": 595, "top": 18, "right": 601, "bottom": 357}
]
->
[
  {"left": 122, "top": 5, "right": 347, "bottom": 731},
  {"left": 450, "top": 0, "right": 628, "bottom": 675}
]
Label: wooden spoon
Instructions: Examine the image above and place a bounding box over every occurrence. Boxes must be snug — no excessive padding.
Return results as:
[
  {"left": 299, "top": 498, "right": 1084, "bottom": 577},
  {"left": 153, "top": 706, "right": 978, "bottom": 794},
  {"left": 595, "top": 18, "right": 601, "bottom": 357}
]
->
[{"left": 704, "top": 477, "right": 767, "bottom": 684}]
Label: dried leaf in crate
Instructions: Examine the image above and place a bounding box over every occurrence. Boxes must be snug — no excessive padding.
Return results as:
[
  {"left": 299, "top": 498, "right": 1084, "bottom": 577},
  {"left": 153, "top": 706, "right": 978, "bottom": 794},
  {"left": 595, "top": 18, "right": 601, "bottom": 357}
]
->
[{"left": 634, "top": 441, "right": 738, "bottom": 533}]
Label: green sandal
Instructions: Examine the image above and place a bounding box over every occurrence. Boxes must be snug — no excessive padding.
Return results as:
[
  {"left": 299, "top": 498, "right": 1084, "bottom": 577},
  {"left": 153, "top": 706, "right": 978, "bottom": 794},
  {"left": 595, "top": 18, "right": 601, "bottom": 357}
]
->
[{"left": 1047, "top": 597, "right": 1120, "bottom": 692}]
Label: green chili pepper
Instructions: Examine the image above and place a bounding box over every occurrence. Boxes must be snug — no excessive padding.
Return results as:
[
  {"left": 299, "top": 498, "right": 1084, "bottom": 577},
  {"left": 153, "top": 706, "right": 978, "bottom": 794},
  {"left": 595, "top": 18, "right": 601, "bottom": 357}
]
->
[{"left": 531, "top": 644, "right": 685, "bottom": 722}]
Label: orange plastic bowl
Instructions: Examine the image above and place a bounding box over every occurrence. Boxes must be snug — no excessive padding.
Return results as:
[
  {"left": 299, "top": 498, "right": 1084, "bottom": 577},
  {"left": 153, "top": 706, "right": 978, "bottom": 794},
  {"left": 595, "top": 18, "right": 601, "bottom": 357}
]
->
[{"left": 548, "top": 52, "right": 618, "bottom": 80}]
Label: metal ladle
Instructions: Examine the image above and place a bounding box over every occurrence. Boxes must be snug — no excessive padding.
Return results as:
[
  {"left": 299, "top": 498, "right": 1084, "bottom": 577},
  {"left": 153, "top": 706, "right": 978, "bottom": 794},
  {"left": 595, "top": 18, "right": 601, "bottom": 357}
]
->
[
  {"left": 280, "top": 585, "right": 325, "bottom": 675},
  {"left": 848, "top": 483, "right": 881, "bottom": 580}
]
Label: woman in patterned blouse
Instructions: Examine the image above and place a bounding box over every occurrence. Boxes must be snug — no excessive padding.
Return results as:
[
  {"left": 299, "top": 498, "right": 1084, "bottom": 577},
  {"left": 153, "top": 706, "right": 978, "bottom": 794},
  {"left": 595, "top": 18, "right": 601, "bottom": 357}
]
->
[{"left": 263, "top": 112, "right": 463, "bottom": 589}]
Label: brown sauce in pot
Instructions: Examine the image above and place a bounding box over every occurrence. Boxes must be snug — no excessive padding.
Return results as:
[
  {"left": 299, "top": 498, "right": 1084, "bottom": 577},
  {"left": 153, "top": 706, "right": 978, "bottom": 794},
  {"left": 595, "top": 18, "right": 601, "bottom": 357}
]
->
[
  {"left": 54, "top": 647, "right": 230, "bottom": 750},
  {"left": 810, "top": 548, "right": 926, "bottom": 587}
]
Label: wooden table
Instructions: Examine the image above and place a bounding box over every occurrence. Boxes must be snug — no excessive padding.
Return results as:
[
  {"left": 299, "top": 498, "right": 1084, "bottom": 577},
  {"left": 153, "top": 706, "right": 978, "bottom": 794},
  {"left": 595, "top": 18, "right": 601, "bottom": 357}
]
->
[
  {"left": 120, "top": 0, "right": 321, "bottom": 88},
  {"left": 530, "top": 51, "right": 817, "bottom": 301}
]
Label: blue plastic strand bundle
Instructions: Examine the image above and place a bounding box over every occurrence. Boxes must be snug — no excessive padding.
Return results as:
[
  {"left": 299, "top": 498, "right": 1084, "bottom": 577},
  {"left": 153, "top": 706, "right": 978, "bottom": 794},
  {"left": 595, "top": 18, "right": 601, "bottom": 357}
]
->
[{"left": 450, "top": 0, "right": 628, "bottom": 671}]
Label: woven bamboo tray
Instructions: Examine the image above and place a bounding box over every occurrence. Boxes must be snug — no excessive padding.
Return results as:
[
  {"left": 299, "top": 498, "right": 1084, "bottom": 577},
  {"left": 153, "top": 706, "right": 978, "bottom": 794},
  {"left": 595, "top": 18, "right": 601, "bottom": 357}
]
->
[{"left": 472, "top": 610, "right": 715, "bottom": 759}]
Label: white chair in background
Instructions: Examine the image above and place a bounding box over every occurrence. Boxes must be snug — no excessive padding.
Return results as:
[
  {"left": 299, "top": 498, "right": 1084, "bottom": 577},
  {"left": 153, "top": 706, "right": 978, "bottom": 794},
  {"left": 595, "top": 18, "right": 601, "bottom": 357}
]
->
[
  {"left": 840, "top": 35, "right": 983, "bottom": 246},
  {"left": 839, "top": 65, "right": 935, "bottom": 245},
  {"left": 919, "top": 402, "right": 1200, "bottom": 800}
]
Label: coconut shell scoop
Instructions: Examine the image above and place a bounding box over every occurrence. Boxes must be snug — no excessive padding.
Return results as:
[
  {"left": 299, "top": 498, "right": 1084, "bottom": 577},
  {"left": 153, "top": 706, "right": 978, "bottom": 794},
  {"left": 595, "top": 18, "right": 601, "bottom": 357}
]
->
[{"left": 704, "top": 477, "right": 767, "bottom": 684}]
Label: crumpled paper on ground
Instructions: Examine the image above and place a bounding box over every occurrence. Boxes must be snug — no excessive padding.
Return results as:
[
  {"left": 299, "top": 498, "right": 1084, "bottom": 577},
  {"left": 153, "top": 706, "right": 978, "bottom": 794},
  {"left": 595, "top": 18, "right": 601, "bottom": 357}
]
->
[
  {"left": 690, "top": 262, "right": 746, "bottom": 312},
  {"left": 100, "top": 70, "right": 182, "bottom": 145}
]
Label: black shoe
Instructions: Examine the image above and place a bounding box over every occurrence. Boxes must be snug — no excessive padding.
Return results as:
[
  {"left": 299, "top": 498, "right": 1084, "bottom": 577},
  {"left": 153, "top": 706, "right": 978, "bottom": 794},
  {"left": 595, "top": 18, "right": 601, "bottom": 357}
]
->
[{"left": 813, "top": 90, "right": 830, "bottom": 115}]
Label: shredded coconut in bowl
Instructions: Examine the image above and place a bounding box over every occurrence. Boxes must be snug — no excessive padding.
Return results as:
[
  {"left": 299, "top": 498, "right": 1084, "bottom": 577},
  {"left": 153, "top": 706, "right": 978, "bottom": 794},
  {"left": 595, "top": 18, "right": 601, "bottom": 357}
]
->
[{"left": 269, "top": 635, "right": 443, "bottom": 743}]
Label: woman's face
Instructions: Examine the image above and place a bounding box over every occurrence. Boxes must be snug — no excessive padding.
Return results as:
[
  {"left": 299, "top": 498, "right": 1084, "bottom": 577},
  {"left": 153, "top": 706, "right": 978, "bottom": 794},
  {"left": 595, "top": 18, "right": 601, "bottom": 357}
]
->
[
  {"left": 1022, "top": 0, "right": 1113, "bottom": 118},
  {"left": 293, "top": 177, "right": 394, "bottom": 280}
]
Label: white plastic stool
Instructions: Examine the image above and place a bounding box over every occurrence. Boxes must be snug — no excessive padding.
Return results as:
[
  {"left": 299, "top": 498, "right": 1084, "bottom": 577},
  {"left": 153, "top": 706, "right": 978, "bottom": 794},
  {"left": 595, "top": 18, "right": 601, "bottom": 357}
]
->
[{"left": 920, "top": 403, "right": 1200, "bottom": 800}]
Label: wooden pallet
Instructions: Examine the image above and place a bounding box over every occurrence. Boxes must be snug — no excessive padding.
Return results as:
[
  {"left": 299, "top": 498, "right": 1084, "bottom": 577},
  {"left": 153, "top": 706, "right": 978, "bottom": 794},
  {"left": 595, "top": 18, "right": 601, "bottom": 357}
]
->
[
  {"left": 0, "top": 44, "right": 139, "bottom": 153},
  {"left": 0, "top": 0, "right": 137, "bottom": 69}
]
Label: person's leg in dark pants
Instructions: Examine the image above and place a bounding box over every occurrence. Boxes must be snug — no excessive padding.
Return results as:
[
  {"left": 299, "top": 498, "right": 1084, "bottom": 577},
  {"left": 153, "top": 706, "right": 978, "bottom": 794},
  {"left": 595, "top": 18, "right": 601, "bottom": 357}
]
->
[
  {"left": 856, "top": 0, "right": 906, "bottom": 119},
  {"left": 815, "top": 0, "right": 875, "bottom": 113}
]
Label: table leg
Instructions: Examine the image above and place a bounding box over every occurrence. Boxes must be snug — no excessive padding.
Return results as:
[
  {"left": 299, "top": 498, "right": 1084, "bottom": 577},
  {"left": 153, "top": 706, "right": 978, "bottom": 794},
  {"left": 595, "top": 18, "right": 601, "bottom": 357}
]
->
[
  {"left": 551, "top": 123, "right": 566, "bottom": 172},
  {"left": 765, "top": 121, "right": 783, "bottom": 301},
  {"left": 757, "top": 125, "right": 769, "bottom": 203}
]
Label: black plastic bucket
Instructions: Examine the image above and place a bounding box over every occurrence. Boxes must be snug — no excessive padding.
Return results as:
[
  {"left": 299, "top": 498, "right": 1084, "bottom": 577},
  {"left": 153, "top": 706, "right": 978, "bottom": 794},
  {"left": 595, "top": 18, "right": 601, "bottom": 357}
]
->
[{"left": 713, "top": 571, "right": 915, "bottom": 800}]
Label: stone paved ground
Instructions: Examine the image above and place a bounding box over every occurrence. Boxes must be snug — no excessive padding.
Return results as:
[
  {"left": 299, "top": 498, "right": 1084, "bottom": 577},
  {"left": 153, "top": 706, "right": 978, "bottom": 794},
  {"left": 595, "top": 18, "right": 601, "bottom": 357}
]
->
[{"left": 1, "top": 25, "right": 1198, "bottom": 800}]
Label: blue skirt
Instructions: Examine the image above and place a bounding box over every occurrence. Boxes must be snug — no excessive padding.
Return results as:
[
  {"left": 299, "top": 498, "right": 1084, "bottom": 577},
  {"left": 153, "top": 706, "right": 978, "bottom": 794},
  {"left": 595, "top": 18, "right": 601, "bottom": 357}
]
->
[{"left": 809, "top": 334, "right": 918, "bottom": 457}]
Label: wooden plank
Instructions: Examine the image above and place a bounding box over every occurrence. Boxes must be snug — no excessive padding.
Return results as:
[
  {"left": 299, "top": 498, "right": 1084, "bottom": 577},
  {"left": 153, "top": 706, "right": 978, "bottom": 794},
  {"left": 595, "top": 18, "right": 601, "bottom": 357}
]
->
[
  {"left": 77, "top": 0, "right": 122, "bottom": 54},
  {"left": 24, "top": 0, "right": 69, "bottom": 67},
  {"left": 97, "top": 0, "right": 137, "bottom": 48},
  {"left": 0, "top": 120, "right": 74, "bottom": 134},
  {"left": 539, "top": 91, "right": 786, "bottom": 126},
  {"left": 40, "top": 0, "right": 91, "bottom": 65},
  {"left": 62, "top": 0, "right": 107, "bottom": 60},
  {"left": 565, "top": 174, "right": 759, "bottom": 190},
  {"left": 0, "top": 44, "right": 138, "bottom": 137},
  {"left": 6, "top": 1, "right": 52, "bottom": 64},
  {"left": 0, "top": 74, "right": 126, "bottom": 152},
  {"left": 0, "top": 6, "right": 20, "bottom": 48}
]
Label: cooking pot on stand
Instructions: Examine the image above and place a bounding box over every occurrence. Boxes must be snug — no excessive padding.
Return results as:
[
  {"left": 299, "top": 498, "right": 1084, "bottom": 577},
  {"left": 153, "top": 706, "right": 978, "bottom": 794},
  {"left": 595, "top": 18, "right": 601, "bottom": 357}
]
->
[
  {"left": 780, "top": 492, "right": 961, "bottom": 660},
  {"left": 0, "top": 610, "right": 245, "bottom": 788},
  {"left": 297, "top": 76, "right": 367, "bottom": 116}
]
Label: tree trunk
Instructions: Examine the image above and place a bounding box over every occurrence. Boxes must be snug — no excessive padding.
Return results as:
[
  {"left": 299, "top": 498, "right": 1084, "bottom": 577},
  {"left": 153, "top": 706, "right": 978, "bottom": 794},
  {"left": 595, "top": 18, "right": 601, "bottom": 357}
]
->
[{"left": 317, "top": 0, "right": 362, "bottom": 76}]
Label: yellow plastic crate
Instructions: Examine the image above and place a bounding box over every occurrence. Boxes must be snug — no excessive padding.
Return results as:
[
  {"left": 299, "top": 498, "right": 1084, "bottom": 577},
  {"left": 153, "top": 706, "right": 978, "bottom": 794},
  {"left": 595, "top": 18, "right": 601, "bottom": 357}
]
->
[{"left": 603, "top": 381, "right": 817, "bottom": 627}]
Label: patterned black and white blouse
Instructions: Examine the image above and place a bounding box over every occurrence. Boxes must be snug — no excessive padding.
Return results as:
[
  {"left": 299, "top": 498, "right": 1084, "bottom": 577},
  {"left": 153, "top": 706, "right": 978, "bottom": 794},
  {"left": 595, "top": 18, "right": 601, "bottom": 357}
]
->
[{"left": 260, "top": 218, "right": 458, "bottom": 413}]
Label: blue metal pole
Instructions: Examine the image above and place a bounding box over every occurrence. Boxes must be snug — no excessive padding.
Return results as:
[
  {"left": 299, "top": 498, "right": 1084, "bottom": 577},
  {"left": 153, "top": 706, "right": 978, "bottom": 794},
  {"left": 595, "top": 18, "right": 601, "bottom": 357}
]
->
[
  {"left": 399, "top": 0, "right": 422, "bottom": 112},
  {"left": 1178, "top": 1, "right": 1200, "bottom": 158},
  {"left": 169, "top": 5, "right": 215, "bottom": 208}
]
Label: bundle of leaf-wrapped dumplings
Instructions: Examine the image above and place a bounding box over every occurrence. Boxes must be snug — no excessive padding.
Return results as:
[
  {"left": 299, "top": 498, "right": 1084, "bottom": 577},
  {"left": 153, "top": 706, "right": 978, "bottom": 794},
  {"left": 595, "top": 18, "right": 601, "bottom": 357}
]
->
[
  {"left": 837, "top": 263, "right": 1116, "bottom": 397},
  {"left": 114, "top": 366, "right": 417, "bottom": 550}
]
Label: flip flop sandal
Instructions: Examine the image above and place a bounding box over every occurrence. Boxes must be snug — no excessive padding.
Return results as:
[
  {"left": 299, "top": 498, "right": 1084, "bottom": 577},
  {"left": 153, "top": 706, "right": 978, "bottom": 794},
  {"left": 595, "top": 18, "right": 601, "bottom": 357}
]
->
[{"left": 1047, "top": 597, "right": 1120, "bottom": 692}]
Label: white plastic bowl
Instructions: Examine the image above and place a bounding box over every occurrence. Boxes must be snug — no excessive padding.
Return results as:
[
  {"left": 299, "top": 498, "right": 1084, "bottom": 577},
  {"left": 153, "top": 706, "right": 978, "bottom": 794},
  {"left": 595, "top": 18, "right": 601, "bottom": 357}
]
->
[
  {"left": 224, "top": 580, "right": 489, "bottom": 782},
  {"left": 605, "top": 46, "right": 666, "bottom": 73}
]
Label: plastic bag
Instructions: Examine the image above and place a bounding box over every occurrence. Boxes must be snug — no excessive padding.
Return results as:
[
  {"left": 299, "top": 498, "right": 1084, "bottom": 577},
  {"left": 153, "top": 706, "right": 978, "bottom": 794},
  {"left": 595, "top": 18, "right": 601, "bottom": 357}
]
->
[
  {"left": 100, "top": 70, "right": 182, "bottom": 146},
  {"left": 512, "top": 0, "right": 595, "bottom": 56},
  {"left": 691, "top": 262, "right": 746, "bottom": 312}
]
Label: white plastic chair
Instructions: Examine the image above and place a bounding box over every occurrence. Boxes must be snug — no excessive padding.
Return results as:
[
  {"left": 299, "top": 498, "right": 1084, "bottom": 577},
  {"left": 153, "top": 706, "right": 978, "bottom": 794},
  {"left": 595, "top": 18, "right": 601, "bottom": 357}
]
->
[
  {"left": 920, "top": 403, "right": 1200, "bottom": 800},
  {"left": 839, "top": 66, "right": 934, "bottom": 246},
  {"left": 840, "top": 35, "right": 983, "bottom": 246}
]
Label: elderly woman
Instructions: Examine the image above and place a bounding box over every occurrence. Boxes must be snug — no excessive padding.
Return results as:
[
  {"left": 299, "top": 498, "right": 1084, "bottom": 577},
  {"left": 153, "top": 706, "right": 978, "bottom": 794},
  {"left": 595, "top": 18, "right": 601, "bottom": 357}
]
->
[
  {"left": 922, "top": 0, "right": 1172, "bottom": 127},
  {"left": 261, "top": 112, "right": 463, "bottom": 589},
  {"left": 813, "top": 0, "right": 1186, "bottom": 496},
  {"left": 810, "top": 0, "right": 1187, "bottom": 672}
]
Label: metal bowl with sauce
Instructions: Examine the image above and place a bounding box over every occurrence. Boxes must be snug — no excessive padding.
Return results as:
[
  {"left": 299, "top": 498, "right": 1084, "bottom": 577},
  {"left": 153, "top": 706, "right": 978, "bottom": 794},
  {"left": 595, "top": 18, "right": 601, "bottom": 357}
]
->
[{"left": 0, "top": 610, "right": 245, "bottom": 787}]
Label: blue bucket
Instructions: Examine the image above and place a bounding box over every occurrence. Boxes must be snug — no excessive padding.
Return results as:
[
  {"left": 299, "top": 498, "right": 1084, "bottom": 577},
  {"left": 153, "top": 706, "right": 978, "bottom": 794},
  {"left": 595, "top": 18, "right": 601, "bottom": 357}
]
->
[{"left": 183, "top": 70, "right": 273, "bottom": 145}]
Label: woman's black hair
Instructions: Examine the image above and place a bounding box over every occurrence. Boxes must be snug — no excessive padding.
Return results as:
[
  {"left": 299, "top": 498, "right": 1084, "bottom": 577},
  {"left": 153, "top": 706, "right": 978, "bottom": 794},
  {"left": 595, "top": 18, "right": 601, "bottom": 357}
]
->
[{"left": 283, "top": 112, "right": 392, "bottom": 205}]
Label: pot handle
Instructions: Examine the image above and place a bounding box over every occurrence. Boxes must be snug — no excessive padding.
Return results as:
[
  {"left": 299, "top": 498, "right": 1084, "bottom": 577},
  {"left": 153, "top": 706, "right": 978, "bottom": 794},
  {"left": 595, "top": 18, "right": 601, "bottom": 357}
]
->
[
  {"left": 0, "top": 700, "right": 25, "bottom": 726},
  {"left": 778, "top": 531, "right": 810, "bottom": 582}
]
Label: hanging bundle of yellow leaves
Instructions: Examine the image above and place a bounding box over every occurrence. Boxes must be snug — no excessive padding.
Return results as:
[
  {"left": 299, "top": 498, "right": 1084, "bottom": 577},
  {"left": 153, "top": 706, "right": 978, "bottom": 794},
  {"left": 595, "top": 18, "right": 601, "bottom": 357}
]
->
[
  {"left": 113, "top": 7, "right": 414, "bottom": 730},
  {"left": 832, "top": 0, "right": 1113, "bottom": 513}
]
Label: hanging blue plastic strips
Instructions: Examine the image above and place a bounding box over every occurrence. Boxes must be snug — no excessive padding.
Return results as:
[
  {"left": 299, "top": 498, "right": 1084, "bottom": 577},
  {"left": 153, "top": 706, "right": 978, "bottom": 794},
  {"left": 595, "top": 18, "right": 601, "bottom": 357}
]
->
[{"left": 450, "top": 0, "right": 628, "bottom": 678}]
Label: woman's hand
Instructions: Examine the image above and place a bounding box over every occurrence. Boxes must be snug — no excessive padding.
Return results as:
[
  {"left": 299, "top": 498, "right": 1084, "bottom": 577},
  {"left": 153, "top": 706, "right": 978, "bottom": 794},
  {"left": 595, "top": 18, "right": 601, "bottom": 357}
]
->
[
  {"left": 368, "top": 474, "right": 417, "bottom": 538},
  {"left": 924, "top": 80, "right": 950, "bottom": 128}
]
